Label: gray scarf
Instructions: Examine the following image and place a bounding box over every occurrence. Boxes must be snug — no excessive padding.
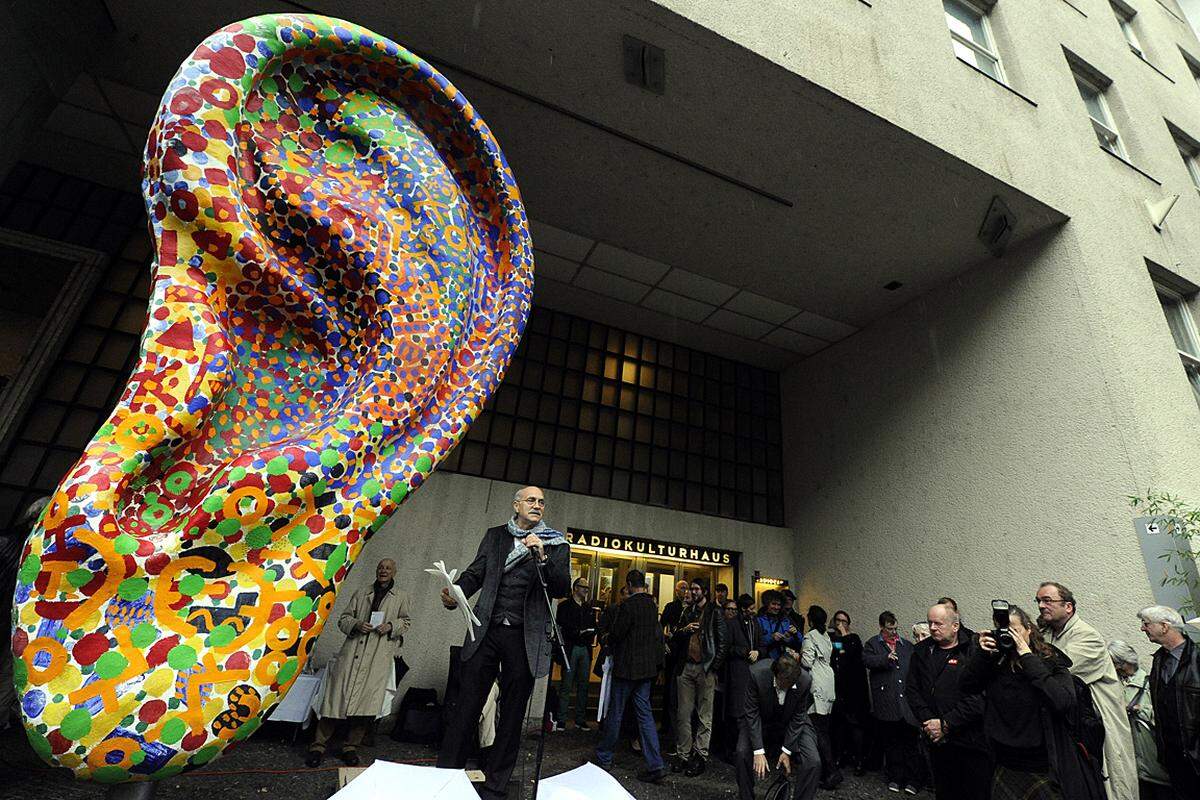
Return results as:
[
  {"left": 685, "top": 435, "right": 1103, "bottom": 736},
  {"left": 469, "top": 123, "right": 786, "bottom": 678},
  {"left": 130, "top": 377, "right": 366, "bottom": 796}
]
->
[{"left": 504, "top": 518, "right": 567, "bottom": 572}]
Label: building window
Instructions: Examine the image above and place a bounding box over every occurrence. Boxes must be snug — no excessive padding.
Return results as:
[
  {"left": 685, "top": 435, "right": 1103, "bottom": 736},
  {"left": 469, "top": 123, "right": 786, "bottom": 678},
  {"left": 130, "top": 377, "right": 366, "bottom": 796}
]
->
[
  {"left": 1183, "top": 49, "right": 1200, "bottom": 94},
  {"left": 1175, "top": 136, "right": 1200, "bottom": 193},
  {"left": 943, "top": 0, "right": 1005, "bottom": 81},
  {"left": 1155, "top": 284, "right": 1200, "bottom": 407},
  {"left": 440, "top": 306, "right": 787, "bottom": 526},
  {"left": 1111, "top": 2, "right": 1145, "bottom": 58},
  {"left": 1073, "top": 72, "right": 1125, "bottom": 158}
]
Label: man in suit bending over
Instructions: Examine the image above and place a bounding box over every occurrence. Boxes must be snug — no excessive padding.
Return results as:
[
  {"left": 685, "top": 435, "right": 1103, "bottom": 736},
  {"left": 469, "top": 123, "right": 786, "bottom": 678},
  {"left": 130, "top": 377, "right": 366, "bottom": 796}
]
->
[
  {"left": 436, "top": 486, "right": 571, "bottom": 800},
  {"left": 737, "top": 653, "right": 821, "bottom": 800}
]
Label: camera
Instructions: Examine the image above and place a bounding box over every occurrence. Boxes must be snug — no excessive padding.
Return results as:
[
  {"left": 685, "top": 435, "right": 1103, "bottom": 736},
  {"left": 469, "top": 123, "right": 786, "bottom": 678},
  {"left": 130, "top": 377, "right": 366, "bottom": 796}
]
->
[{"left": 990, "top": 599, "right": 1016, "bottom": 653}]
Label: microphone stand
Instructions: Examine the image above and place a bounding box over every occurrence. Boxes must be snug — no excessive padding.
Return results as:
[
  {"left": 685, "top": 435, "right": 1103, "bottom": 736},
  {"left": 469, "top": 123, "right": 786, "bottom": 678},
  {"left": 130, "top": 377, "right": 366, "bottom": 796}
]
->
[{"left": 530, "top": 553, "right": 567, "bottom": 800}]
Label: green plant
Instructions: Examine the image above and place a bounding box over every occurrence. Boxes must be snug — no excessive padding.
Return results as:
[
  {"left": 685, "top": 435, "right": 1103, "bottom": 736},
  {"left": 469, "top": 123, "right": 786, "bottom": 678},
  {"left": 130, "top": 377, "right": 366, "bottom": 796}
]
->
[{"left": 1129, "top": 490, "right": 1200, "bottom": 617}]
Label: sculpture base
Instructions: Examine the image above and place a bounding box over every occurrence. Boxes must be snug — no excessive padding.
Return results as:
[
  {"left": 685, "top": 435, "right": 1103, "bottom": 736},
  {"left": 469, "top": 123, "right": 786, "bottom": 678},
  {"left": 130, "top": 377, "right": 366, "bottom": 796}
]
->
[{"left": 105, "top": 783, "right": 156, "bottom": 800}]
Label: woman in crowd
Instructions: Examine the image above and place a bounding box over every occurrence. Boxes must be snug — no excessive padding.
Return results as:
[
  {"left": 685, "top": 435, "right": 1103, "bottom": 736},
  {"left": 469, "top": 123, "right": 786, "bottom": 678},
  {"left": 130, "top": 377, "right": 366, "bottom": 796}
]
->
[
  {"left": 757, "top": 590, "right": 801, "bottom": 661},
  {"left": 960, "top": 604, "right": 1104, "bottom": 800},
  {"left": 1108, "top": 640, "right": 1172, "bottom": 800},
  {"left": 830, "top": 609, "right": 870, "bottom": 774},
  {"left": 801, "top": 604, "right": 842, "bottom": 789}
]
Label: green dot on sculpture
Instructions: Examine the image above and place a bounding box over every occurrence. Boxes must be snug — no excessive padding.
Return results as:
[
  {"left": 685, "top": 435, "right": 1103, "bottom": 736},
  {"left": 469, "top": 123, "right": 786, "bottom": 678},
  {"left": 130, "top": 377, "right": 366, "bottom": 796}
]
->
[
  {"left": 131, "top": 623, "right": 157, "bottom": 649},
  {"left": 167, "top": 645, "right": 197, "bottom": 671},
  {"left": 117, "top": 578, "right": 148, "bottom": 601},
  {"left": 94, "top": 651, "right": 128, "bottom": 680},
  {"left": 289, "top": 596, "right": 313, "bottom": 620},
  {"left": 60, "top": 708, "right": 92, "bottom": 740},
  {"left": 178, "top": 574, "right": 204, "bottom": 596}
]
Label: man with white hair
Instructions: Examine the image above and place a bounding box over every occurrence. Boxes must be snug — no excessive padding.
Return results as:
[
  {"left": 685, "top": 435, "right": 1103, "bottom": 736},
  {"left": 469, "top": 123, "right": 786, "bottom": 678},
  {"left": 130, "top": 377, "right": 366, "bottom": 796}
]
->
[
  {"left": 1139, "top": 605, "right": 1200, "bottom": 798},
  {"left": 437, "top": 486, "right": 571, "bottom": 800}
]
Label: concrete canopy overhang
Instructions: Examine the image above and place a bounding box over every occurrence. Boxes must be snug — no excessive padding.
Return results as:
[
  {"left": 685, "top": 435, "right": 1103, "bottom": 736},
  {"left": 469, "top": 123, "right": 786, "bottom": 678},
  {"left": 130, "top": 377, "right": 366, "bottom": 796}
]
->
[{"left": 17, "top": 0, "right": 1067, "bottom": 369}]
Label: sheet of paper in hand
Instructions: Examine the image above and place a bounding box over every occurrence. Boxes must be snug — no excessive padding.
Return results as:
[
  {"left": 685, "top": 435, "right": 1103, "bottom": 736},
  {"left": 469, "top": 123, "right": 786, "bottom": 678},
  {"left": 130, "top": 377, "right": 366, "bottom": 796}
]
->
[
  {"left": 369, "top": 611, "right": 385, "bottom": 627},
  {"left": 425, "top": 560, "right": 481, "bottom": 641}
]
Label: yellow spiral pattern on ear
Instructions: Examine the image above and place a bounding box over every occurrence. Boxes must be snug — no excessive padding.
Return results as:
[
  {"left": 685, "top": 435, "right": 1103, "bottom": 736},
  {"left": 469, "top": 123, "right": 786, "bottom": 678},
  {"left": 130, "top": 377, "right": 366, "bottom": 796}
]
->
[{"left": 12, "top": 13, "right": 531, "bottom": 782}]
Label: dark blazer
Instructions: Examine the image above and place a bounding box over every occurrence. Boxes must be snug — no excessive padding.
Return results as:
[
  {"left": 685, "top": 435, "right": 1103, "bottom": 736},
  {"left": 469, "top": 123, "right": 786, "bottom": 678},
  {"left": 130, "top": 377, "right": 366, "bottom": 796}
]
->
[
  {"left": 863, "top": 633, "right": 916, "bottom": 723},
  {"left": 608, "top": 592, "right": 664, "bottom": 681},
  {"left": 905, "top": 631, "right": 986, "bottom": 751},
  {"left": 743, "top": 658, "right": 814, "bottom": 754},
  {"left": 726, "top": 613, "right": 763, "bottom": 718},
  {"left": 1150, "top": 635, "right": 1200, "bottom": 771},
  {"left": 454, "top": 525, "right": 571, "bottom": 677}
]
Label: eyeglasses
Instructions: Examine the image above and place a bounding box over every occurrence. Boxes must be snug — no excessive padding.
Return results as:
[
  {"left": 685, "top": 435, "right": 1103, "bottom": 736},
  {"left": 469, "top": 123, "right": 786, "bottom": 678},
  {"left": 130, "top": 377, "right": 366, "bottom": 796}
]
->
[{"left": 1035, "top": 597, "right": 1066, "bottom": 606}]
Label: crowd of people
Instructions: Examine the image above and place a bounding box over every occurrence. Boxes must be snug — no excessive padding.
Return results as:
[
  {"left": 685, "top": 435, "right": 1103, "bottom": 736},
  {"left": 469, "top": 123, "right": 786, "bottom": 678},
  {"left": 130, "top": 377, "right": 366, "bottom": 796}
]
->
[{"left": 6, "top": 485, "right": 1198, "bottom": 800}]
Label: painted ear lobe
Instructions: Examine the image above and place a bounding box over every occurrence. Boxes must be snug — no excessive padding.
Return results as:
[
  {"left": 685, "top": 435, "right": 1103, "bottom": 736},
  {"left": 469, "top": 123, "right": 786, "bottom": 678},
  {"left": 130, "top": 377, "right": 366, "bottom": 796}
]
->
[{"left": 12, "top": 13, "right": 530, "bottom": 781}]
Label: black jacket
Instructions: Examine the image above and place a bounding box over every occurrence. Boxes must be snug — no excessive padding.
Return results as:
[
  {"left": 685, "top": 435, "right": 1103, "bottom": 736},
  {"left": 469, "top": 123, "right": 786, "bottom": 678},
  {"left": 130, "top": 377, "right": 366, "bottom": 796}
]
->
[
  {"left": 1150, "top": 635, "right": 1200, "bottom": 772},
  {"left": 905, "top": 631, "right": 986, "bottom": 751},
  {"left": 454, "top": 525, "right": 571, "bottom": 677},
  {"left": 672, "top": 599, "right": 730, "bottom": 675},
  {"left": 831, "top": 632, "right": 869, "bottom": 714},
  {"left": 555, "top": 597, "right": 596, "bottom": 652},
  {"left": 961, "top": 644, "right": 1105, "bottom": 800},
  {"left": 726, "top": 613, "right": 763, "bottom": 718},
  {"left": 744, "top": 658, "right": 814, "bottom": 753},
  {"left": 608, "top": 592, "right": 665, "bottom": 681}
]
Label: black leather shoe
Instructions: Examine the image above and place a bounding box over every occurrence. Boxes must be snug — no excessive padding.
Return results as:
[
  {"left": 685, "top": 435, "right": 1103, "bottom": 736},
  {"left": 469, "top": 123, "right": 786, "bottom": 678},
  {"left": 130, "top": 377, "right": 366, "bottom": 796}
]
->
[
  {"left": 304, "top": 750, "right": 322, "bottom": 768},
  {"left": 684, "top": 756, "right": 706, "bottom": 777},
  {"left": 637, "top": 767, "right": 668, "bottom": 784},
  {"left": 341, "top": 750, "right": 360, "bottom": 767},
  {"left": 669, "top": 755, "right": 686, "bottom": 773}
]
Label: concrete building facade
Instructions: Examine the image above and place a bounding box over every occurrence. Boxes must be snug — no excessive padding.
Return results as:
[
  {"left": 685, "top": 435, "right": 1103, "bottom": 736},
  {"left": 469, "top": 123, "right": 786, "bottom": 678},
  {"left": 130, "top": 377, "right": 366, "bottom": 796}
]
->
[{"left": 2, "top": 0, "right": 1199, "bottom": 700}]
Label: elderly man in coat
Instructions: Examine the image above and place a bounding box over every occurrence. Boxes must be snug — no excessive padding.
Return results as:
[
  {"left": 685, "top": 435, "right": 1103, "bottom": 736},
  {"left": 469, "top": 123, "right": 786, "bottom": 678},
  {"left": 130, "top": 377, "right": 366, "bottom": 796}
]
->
[
  {"left": 306, "top": 558, "right": 411, "bottom": 766},
  {"left": 1038, "top": 581, "right": 1137, "bottom": 800}
]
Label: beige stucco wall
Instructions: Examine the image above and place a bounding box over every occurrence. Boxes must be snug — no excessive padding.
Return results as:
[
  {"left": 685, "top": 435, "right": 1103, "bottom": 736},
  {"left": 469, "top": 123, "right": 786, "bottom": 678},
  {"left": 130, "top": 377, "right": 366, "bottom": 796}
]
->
[
  {"left": 643, "top": 1, "right": 1200, "bottom": 658},
  {"left": 309, "top": 470, "right": 794, "bottom": 707}
]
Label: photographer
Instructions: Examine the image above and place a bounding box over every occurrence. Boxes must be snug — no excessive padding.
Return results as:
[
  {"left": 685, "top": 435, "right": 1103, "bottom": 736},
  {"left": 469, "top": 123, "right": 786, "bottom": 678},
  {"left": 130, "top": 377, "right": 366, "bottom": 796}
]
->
[{"left": 960, "top": 603, "right": 1104, "bottom": 800}]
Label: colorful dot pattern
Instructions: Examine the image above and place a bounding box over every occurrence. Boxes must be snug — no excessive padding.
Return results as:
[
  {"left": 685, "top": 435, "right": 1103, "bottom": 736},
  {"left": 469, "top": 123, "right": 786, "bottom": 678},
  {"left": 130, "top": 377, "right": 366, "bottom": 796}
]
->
[{"left": 10, "top": 13, "right": 530, "bottom": 782}]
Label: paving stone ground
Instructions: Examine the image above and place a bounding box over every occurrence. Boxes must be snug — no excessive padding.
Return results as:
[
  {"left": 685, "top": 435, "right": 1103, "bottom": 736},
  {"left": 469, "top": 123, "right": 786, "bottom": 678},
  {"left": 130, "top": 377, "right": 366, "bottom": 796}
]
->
[{"left": 0, "top": 721, "right": 913, "bottom": 800}]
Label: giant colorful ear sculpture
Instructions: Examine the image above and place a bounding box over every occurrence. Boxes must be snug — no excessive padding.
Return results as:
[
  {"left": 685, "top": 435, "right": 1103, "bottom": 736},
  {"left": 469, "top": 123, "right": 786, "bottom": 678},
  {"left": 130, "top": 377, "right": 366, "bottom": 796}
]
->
[{"left": 10, "top": 14, "right": 530, "bottom": 782}]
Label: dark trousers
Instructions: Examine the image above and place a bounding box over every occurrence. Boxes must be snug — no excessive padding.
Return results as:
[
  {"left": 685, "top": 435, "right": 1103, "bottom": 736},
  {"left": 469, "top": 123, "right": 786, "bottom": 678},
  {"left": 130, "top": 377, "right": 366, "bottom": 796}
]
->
[
  {"left": 1164, "top": 748, "right": 1200, "bottom": 800},
  {"left": 832, "top": 701, "right": 866, "bottom": 767},
  {"left": 437, "top": 626, "right": 535, "bottom": 800},
  {"left": 875, "top": 718, "right": 920, "bottom": 787},
  {"left": 309, "top": 715, "right": 370, "bottom": 753},
  {"left": 811, "top": 712, "right": 840, "bottom": 782},
  {"left": 929, "top": 743, "right": 991, "bottom": 800},
  {"left": 662, "top": 656, "right": 680, "bottom": 745},
  {"left": 735, "top": 719, "right": 821, "bottom": 800}
]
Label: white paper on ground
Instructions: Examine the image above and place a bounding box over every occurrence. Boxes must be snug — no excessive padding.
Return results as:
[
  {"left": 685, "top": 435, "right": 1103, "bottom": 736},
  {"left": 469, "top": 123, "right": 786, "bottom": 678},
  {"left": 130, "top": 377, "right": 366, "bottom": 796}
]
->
[
  {"left": 369, "top": 611, "right": 384, "bottom": 627},
  {"left": 329, "top": 761, "right": 478, "bottom": 799},
  {"left": 538, "top": 763, "right": 638, "bottom": 800},
  {"left": 424, "top": 560, "right": 481, "bottom": 641}
]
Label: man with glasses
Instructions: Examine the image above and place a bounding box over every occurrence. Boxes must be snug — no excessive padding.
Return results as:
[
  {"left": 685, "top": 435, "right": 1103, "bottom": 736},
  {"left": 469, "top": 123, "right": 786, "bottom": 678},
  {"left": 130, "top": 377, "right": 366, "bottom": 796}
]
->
[
  {"left": 1038, "top": 581, "right": 1137, "bottom": 800},
  {"left": 555, "top": 576, "right": 596, "bottom": 731},
  {"left": 436, "top": 487, "right": 571, "bottom": 800}
]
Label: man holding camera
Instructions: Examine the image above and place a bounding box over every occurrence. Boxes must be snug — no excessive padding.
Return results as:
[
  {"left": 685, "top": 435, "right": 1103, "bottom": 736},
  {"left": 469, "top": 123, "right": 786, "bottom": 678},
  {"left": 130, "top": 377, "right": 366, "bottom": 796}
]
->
[
  {"left": 1038, "top": 581, "right": 1137, "bottom": 800},
  {"left": 906, "top": 602, "right": 989, "bottom": 800}
]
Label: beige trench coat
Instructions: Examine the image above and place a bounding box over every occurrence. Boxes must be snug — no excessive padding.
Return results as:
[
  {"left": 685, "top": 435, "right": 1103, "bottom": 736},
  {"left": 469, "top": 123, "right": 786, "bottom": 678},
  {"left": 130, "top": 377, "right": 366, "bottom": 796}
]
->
[
  {"left": 1049, "top": 614, "right": 1137, "bottom": 800},
  {"left": 318, "top": 583, "right": 411, "bottom": 720}
]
